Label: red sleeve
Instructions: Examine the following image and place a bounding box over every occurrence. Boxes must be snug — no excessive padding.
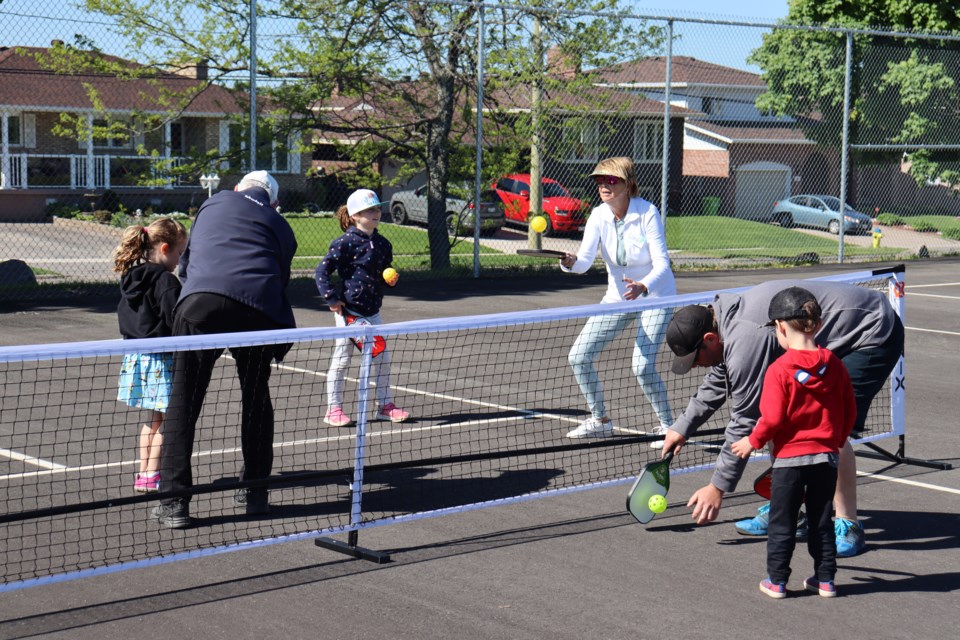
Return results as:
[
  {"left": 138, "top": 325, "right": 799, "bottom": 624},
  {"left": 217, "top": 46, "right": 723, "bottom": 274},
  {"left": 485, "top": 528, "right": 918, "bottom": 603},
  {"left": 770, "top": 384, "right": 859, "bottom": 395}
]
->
[{"left": 749, "top": 363, "right": 787, "bottom": 449}]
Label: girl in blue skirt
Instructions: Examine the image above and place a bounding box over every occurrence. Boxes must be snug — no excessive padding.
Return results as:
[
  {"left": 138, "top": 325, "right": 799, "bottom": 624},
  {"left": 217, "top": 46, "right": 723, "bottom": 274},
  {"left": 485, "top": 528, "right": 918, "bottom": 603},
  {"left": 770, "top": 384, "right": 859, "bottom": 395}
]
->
[{"left": 113, "top": 218, "right": 188, "bottom": 492}]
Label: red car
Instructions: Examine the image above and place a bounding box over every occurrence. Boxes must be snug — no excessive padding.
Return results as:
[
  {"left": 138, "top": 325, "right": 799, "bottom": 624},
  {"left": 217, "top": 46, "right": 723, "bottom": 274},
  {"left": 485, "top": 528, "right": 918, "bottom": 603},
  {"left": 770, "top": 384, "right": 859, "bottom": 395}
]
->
[{"left": 492, "top": 174, "right": 589, "bottom": 236}]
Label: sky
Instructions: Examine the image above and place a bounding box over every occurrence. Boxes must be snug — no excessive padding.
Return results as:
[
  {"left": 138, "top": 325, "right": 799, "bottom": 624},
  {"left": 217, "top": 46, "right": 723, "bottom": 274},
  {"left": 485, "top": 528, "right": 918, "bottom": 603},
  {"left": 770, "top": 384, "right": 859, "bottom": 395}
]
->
[{"left": 0, "top": 0, "right": 792, "bottom": 73}]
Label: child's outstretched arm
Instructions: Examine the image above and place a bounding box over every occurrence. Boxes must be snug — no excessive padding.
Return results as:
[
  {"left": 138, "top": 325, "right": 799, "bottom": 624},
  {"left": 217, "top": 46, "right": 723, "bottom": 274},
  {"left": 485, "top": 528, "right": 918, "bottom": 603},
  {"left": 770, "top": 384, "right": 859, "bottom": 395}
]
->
[{"left": 731, "top": 436, "right": 755, "bottom": 459}]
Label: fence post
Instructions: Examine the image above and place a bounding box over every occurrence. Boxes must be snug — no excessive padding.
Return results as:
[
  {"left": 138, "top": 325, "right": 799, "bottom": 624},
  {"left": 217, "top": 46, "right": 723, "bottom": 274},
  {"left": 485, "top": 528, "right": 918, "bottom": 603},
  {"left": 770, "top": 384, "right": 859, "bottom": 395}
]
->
[
  {"left": 473, "top": 2, "right": 485, "bottom": 279},
  {"left": 838, "top": 31, "right": 853, "bottom": 263},
  {"left": 249, "top": 0, "right": 258, "bottom": 171},
  {"left": 660, "top": 20, "right": 673, "bottom": 219}
]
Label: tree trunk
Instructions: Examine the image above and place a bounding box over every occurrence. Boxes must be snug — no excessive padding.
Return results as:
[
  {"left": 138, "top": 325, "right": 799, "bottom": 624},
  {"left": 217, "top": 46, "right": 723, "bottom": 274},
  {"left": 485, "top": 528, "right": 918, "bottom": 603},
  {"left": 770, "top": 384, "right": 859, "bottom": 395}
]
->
[{"left": 425, "top": 73, "right": 456, "bottom": 270}]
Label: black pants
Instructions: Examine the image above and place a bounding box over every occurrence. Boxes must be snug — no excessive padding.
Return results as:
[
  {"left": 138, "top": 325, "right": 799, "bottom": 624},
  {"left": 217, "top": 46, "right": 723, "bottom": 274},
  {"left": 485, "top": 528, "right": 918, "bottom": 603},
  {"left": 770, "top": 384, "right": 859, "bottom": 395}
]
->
[
  {"left": 843, "top": 315, "right": 905, "bottom": 435},
  {"left": 767, "top": 462, "right": 838, "bottom": 585},
  {"left": 160, "top": 293, "right": 285, "bottom": 504}
]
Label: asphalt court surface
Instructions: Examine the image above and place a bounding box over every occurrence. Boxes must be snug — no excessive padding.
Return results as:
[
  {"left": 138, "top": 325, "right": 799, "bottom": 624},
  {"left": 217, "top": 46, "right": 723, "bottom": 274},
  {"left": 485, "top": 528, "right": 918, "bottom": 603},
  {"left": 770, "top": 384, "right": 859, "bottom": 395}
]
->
[{"left": 1, "top": 259, "right": 959, "bottom": 639}]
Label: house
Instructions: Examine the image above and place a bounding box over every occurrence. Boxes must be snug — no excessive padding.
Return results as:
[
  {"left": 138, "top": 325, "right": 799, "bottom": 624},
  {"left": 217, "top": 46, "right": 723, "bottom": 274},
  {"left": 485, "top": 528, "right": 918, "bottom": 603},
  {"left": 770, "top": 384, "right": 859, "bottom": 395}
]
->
[
  {"left": 0, "top": 44, "right": 310, "bottom": 221},
  {"left": 595, "top": 56, "right": 841, "bottom": 217}
]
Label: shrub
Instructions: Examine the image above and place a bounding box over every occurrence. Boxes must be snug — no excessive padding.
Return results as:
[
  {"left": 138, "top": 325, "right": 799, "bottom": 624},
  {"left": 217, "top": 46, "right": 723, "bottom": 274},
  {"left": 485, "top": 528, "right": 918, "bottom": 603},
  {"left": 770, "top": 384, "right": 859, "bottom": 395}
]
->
[
  {"left": 876, "top": 213, "right": 903, "bottom": 226},
  {"left": 92, "top": 209, "right": 114, "bottom": 224},
  {"left": 99, "top": 189, "right": 121, "bottom": 213},
  {"left": 45, "top": 201, "right": 83, "bottom": 219},
  {"left": 911, "top": 221, "right": 938, "bottom": 233}
]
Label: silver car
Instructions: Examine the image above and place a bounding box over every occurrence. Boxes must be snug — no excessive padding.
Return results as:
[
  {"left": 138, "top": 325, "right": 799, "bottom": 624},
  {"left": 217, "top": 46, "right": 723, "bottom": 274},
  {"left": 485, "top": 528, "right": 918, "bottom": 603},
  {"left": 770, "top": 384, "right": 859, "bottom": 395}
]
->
[
  {"left": 389, "top": 185, "right": 505, "bottom": 236},
  {"left": 770, "top": 195, "right": 872, "bottom": 235}
]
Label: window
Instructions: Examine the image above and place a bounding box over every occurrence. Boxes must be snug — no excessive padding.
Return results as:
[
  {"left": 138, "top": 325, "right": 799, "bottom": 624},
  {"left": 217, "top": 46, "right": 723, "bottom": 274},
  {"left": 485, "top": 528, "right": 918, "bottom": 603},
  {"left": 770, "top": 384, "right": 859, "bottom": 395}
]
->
[
  {"left": 92, "top": 119, "right": 131, "bottom": 148},
  {"left": 563, "top": 119, "right": 599, "bottom": 162},
  {"left": 633, "top": 122, "right": 664, "bottom": 162},
  {"left": 701, "top": 97, "right": 717, "bottom": 115},
  {"left": 5, "top": 115, "right": 21, "bottom": 146}
]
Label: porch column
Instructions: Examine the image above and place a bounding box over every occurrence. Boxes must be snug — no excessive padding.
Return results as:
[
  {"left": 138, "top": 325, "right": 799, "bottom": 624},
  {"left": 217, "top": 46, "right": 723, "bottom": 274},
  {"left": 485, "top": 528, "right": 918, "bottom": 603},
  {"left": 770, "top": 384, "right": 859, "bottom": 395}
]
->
[
  {"left": 164, "top": 120, "right": 172, "bottom": 189},
  {"left": 1, "top": 111, "right": 9, "bottom": 190},
  {"left": 86, "top": 114, "right": 95, "bottom": 190}
]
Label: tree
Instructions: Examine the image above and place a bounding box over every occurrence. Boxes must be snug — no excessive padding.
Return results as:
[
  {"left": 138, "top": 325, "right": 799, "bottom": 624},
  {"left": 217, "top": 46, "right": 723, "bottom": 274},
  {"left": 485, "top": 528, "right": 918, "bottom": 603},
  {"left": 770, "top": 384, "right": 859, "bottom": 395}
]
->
[
  {"left": 749, "top": 0, "right": 960, "bottom": 187},
  {"left": 76, "top": 0, "right": 661, "bottom": 268}
]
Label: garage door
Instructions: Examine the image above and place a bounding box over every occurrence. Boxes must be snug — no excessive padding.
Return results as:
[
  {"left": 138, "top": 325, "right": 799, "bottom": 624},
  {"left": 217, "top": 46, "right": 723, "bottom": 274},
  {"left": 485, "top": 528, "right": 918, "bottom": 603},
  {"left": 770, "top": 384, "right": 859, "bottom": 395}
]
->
[{"left": 735, "top": 162, "right": 790, "bottom": 221}]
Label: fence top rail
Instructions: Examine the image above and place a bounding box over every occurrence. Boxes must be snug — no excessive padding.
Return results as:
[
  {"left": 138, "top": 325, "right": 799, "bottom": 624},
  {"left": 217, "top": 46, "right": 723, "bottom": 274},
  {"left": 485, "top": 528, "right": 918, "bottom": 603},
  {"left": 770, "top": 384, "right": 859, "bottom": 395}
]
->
[{"left": 444, "top": 0, "right": 960, "bottom": 43}]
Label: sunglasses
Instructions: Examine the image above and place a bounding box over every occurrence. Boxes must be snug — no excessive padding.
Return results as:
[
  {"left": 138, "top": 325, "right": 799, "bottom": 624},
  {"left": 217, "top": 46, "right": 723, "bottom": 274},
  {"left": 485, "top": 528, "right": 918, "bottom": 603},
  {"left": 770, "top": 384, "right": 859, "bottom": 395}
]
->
[{"left": 594, "top": 175, "right": 623, "bottom": 186}]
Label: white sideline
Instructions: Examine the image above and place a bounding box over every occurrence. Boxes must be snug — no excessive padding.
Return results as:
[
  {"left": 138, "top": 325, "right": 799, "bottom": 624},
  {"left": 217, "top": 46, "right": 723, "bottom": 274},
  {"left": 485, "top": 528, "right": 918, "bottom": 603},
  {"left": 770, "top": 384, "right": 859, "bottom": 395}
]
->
[{"left": 857, "top": 470, "right": 960, "bottom": 495}]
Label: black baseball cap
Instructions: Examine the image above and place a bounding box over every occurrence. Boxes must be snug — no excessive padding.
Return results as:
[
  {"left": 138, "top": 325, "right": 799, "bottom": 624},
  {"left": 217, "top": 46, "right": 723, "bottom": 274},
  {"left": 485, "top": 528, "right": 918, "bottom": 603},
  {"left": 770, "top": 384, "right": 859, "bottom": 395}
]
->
[
  {"left": 666, "top": 305, "right": 714, "bottom": 374},
  {"left": 764, "top": 286, "right": 818, "bottom": 326}
]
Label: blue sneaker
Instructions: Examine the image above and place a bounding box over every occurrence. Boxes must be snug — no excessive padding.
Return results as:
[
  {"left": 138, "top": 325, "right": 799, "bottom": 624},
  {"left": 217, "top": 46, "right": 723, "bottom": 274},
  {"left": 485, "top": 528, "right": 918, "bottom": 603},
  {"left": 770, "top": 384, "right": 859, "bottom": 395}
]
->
[
  {"left": 759, "top": 577, "right": 787, "bottom": 599},
  {"left": 835, "top": 518, "right": 865, "bottom": 557},
  {"left": 735, "top": 503, "right": 809, "bottom": 540},
  {"left": 736, "top": 503, "right": 770, "bottom": 535}
]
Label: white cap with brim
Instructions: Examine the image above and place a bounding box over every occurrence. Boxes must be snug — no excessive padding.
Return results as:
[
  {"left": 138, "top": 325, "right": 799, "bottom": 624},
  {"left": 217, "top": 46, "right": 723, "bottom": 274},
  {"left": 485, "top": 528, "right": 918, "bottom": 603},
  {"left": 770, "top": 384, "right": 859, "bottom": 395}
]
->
[
  {"left": 239, "top": 170, "right": 280, "bottom": 204},
  {"left": 347, "top": 189, "right": 385, "bottom": 216}
]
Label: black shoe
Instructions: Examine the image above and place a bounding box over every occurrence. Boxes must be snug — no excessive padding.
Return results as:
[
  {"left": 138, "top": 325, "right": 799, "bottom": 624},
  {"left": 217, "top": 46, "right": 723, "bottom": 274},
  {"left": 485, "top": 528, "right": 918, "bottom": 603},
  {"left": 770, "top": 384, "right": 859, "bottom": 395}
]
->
[
  {"left": 152, "top": 499, "right": 192, "bottom": 529},
  {"left": 234, "top": 488, "right": 270, "bottom": 515}
]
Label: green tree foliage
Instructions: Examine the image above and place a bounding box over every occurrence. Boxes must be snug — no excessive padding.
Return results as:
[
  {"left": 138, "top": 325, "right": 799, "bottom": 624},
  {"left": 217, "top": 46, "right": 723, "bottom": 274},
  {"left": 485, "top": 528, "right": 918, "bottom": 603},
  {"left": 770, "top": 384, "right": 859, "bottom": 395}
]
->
[
  {"left": 68, "top": 0, "right": 660, "bottom": 268},
  {"left": 749, "top": 0, "right": 960, "bottom": 186}
]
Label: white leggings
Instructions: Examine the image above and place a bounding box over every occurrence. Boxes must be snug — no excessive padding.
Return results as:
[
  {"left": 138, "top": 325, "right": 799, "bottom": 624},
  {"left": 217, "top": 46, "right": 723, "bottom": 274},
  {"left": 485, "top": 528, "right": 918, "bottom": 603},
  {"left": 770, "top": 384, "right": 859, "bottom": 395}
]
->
[
  {"left": 568, "top": 307, "right": 673, "bottom": 425},
  {"left": 326, "top": 311, "right": 393, "bottom": 409}
]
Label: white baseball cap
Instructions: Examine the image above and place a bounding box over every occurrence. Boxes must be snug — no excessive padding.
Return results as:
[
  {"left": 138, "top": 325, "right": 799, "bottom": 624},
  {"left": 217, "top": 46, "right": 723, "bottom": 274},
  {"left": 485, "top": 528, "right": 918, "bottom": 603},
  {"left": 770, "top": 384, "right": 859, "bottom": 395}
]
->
[
  {"left": 239, "top": 170, "right": 280, "bottom": 204},
  {"left": 346, "top": 189, "right": 384, "bottom": 216}
]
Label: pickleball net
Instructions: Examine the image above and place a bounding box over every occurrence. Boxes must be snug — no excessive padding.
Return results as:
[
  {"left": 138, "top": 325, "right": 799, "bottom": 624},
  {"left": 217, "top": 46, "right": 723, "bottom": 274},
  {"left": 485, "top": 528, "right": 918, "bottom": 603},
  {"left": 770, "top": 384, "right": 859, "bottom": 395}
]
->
[{"left": 0, "top": 268, "right": 905, "bottom": 590}]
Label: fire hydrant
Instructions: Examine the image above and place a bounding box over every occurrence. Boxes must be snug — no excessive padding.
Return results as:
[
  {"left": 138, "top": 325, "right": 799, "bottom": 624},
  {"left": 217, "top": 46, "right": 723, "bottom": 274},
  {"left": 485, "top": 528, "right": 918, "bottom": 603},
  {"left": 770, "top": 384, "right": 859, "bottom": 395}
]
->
[{"left": 872, "top": 226, "right": 884, "bottom": 248}]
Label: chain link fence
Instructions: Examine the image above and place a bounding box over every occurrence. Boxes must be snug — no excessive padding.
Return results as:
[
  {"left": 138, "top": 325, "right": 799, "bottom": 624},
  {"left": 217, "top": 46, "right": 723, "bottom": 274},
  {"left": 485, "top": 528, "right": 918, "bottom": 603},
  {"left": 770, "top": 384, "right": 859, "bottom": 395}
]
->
[{"left": 3, "top": 1, "right": 960, "bottom": 300}]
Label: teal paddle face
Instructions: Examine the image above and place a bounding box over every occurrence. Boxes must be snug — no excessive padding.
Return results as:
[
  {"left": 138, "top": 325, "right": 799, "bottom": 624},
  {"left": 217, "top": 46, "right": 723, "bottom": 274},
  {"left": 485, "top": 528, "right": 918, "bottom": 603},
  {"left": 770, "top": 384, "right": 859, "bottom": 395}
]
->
[{"left": 626, "top": 452, "right": 673, "bottom": 524}]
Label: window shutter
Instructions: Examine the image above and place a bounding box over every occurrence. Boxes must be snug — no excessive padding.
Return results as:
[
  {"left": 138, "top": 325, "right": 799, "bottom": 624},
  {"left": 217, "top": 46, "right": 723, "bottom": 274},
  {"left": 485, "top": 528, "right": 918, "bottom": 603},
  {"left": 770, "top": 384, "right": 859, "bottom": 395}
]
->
[{"left": 23, "top": 114, "right": 37, "bottom": 148}]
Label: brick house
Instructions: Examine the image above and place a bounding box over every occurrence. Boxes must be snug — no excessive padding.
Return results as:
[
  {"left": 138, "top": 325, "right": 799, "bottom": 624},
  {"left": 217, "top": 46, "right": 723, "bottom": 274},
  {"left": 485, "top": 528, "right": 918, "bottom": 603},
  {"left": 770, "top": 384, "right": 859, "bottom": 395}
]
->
[
  {"left": 595, "top": 56, "right": 843, "bottom": 217},
  {"left": 0, "top": 45, "right": 310, "bottom": 221}
]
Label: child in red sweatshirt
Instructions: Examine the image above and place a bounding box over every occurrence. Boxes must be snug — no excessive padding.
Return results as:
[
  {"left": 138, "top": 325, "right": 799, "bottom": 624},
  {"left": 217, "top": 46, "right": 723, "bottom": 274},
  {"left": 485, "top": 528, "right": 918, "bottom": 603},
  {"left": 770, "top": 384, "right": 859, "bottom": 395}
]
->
[{"left": 732, "top": 286, "right": 856, "bottom": 599}]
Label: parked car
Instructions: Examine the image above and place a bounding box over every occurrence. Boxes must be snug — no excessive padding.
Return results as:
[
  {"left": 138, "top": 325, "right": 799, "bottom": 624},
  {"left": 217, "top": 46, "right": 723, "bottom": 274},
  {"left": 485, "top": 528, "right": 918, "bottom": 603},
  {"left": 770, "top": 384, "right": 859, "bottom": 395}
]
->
[
  {"left": 389, "top": 185, "right": 505, "bottom": 236},
  {"left": 492, "top": 174, "right": 589, "bottom": 236},
  {"left": 770, "top": 195, "right": 872, "bottom": 235}
]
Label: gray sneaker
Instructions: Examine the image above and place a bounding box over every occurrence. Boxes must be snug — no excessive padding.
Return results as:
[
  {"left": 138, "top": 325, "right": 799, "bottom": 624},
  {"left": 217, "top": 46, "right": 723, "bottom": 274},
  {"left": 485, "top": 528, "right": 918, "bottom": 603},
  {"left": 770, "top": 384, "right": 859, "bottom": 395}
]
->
[
  {"left": 234, "top": 488, "right": 270, "bottom": 515},
  {"left": 151, "top": 498, "right": 192, "bottom": 529}
]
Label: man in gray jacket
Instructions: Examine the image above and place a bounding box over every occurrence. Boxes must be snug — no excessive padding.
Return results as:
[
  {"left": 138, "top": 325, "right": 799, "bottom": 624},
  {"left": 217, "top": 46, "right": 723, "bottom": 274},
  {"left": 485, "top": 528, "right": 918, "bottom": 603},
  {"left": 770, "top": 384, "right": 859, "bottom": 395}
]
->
[{"left": 662, "top": 278, "right": 904, "bottom": 557}]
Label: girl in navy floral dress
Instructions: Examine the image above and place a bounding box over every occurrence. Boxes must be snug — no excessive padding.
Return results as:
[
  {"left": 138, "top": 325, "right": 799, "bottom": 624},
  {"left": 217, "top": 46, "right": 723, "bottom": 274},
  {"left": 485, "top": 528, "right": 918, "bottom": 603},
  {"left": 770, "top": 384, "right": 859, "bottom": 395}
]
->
[{"left": 315, "top": 189, "right": 410, "bottom": 427}]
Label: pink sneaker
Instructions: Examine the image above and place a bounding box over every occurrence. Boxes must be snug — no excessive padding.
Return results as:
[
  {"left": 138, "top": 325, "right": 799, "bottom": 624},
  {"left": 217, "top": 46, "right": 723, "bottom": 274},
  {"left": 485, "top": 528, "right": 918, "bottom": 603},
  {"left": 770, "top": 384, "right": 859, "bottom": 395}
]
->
[
  {"left": 324, "top": 406, "right": 353, "bottom": 427},
  {"left": 377, "top": 402, "right": 410, "bottom": 423},
  {"left": 134, "top": 472, "right": 160, "bottom": 493}
]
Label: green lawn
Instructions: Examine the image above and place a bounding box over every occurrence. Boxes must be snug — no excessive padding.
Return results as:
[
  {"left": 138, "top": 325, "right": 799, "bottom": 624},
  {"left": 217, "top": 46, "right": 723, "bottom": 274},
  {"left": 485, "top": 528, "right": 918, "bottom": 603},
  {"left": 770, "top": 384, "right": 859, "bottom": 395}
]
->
[{"left": 665, "top": 216, "right": 901, "bottom": 259}]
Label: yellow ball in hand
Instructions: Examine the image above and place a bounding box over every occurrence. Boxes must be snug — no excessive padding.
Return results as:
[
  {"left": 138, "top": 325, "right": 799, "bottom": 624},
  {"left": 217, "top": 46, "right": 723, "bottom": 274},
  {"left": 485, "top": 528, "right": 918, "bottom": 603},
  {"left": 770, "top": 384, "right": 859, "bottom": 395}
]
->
[
  {"left": 530, "top": 216, "right": 547, "bottom": 234},
  {"left": 383, "top": 267, "right": 399, "bottom": 286},
  {"left": 648, "top": 494, "right": 667, "bottom": 514}
]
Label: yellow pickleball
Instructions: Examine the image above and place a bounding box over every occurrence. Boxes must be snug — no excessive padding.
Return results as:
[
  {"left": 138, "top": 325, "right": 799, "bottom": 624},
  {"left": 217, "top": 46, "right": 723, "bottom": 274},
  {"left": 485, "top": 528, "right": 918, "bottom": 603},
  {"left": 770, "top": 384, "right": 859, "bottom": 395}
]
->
[
  {"left": 383, "top": 267, "right": 399, "bottom": 286},
  {"left": 530, "top": 216, "right": 547, "bottom": 234},
  {"left": 648, "top": 494, "right": 667, "bottom": 514}
]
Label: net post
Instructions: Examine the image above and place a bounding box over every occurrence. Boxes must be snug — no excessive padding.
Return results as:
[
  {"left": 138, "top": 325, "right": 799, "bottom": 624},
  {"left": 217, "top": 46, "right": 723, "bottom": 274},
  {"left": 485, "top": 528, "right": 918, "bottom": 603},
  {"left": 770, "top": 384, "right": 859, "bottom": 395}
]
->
[
  {"left": 853, "top": 267, "right": 951, "bottom": 471},
  {"left": 313, "top": 338, "right": 393, "bottom": 563}
]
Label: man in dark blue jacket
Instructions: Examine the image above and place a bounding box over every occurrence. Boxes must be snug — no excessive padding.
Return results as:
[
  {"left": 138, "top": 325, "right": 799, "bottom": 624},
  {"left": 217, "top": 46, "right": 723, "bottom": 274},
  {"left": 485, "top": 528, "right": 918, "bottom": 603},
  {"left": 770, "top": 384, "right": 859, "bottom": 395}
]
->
[{"left": 153, "top": 170, "right": 297, "bottom": 528}]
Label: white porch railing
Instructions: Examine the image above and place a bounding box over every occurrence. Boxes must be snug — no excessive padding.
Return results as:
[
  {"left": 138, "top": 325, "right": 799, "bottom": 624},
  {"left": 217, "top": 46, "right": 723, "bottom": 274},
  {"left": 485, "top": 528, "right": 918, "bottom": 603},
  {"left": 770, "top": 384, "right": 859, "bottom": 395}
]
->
[{"left": 1, "top": 154, "right": 190, "bottom": 190}]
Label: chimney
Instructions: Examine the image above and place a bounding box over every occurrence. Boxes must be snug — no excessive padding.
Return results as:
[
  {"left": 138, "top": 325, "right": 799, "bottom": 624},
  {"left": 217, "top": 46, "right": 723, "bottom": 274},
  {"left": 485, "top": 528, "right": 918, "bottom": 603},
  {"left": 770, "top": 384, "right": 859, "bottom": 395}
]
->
[
  {"left": 171, "top": 60, "right": 209, "bottom": 80},
  {"left": 547, "top": 47, "right": 579, "bottom": 79}
]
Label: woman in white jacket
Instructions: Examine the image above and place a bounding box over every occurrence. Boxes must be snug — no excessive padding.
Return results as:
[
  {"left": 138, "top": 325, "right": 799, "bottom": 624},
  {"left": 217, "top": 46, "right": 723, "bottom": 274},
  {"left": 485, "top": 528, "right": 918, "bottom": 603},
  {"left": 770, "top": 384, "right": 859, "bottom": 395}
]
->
[{"left": 560, "top": 156, "right": 677, "bottom": 443}]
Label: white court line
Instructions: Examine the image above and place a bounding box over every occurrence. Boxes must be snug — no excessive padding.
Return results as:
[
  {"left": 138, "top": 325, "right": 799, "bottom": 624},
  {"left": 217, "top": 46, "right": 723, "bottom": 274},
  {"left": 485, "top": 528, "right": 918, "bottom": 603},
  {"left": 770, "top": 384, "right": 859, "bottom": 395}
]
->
[
  {"left": 858, "top": 470, "right": 960, "bottom": 495},
  {"left": 0, "top": 448, "right": 67, "bottom": 470},
  {"left": 0, "top": 414, "right": 540, "bottom": 482},
  {"left": 910, "top": 293, "right": 960, "bottom": 300},
  {"left": 908, "top": 282, "right": 960, "bottom": 288},
  {"left": 906, "top": 326, "right": 960, "bottom": 336}
]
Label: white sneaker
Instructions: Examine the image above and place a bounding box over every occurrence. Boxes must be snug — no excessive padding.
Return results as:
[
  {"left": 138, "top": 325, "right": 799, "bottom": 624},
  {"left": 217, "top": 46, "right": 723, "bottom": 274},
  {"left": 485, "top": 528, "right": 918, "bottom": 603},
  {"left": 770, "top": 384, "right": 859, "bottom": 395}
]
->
[
  {"left": 649, "top": 424, "right": 669, "bottom": 449},
  {"left": 565, "top": 417, "right": 614, "bottom": 439}
]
